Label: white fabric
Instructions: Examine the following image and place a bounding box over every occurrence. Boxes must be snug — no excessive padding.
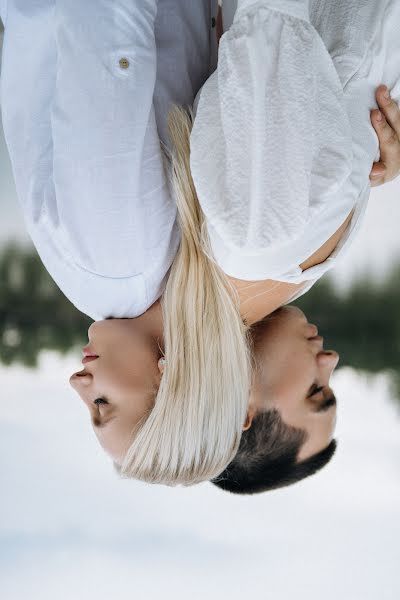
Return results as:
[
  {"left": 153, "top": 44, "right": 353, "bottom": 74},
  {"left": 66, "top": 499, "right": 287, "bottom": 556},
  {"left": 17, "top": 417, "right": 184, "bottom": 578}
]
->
[
  {"left": 191, "top": 0, "right": 400, "bottom": 303},
  {"left": 0, "top": 0, "right": 219, "bottom": 321}
]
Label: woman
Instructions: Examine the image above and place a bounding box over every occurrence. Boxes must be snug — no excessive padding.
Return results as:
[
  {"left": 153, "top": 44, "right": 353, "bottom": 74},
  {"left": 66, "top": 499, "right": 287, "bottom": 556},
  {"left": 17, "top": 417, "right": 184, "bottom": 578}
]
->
[
  {"left": 1, "top": 1, "right": 399, "bottom": 486},
  {"left": 1, "top": 0, "right": 250, "bottom": 485}
]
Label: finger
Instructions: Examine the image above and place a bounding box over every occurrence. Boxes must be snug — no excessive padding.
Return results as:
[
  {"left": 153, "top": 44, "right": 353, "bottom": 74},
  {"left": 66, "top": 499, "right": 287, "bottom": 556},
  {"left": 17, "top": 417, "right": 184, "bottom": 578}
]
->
[
  {"left": 370, "top": 178, "right": 384, "bottom": 188},
  {"left": 369, "top": 167, "right": 386, "bottom": 187},
  {"left": 369, "top": 160, "right": 386, "bottom": 187},
  {"left": 371, "top": 108, "right": 400, "bottom": 165},
  {"left": 376, "top": 85, "right": 400, "bottom": 137},
  {"left": 370, "top": 177, "right": 384, "bottom": 188},
  {"left": 370, "top": 161, "right": 386, "bottom": 178}
]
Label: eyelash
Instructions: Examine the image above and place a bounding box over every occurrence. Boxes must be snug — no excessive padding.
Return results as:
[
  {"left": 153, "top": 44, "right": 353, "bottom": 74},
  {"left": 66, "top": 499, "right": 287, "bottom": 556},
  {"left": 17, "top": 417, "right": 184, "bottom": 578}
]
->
[
  {"left": 94, "top": 398, "right": 108, "bottom": 406},
  {"left": 311, "top": 385, "right": 324, "bottom": 396}
]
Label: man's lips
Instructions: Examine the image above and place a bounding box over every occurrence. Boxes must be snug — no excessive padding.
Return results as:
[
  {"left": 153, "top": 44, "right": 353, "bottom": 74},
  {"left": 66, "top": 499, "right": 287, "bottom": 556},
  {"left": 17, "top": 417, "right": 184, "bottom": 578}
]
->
[{"left": 308, "top": 323, "right": 319, "bottom": 338}]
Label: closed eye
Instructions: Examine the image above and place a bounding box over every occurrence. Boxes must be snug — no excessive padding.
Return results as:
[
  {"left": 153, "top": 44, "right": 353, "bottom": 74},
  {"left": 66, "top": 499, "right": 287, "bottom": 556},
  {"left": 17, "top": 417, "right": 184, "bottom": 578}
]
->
[
  {"left": 93, "top": 398, "right": 110, "bottom": 423},
  {"left": 307, "top": 385, "right": 337, "bottom": 413},
  {"left": 316, "top": 393, "right": 337, "bottom": 413},
  {"left": 307, "top": 384, "right": 337, "bottom": 413},
  {"left": 308, "top": 385, "right": 324, "bottom": 398},
  {"left": 94, "top": 397, "right": 109, "bottom": 406}
]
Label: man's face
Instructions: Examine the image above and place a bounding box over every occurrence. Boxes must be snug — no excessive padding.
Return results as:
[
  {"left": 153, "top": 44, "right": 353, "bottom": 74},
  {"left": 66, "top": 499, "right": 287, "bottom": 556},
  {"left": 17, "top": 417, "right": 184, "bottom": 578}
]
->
[{"left": 249, "top": 306, "right": 339, "bottom": 461}]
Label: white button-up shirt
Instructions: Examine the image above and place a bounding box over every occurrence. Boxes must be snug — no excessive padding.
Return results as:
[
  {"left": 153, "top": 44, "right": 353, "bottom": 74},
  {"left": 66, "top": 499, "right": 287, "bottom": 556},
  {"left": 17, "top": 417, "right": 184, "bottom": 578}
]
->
[{"left": 0, "top": 0, "right": 219, "bottom": 321}]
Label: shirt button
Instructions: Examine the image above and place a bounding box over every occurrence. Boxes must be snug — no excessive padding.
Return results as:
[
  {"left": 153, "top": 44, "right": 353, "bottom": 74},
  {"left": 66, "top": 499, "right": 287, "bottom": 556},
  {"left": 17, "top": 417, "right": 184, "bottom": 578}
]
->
[
  {"left": 211, "top": 17, "right": 216, "bottom": 28},
  {"left": 119, "top": 57, "right": 130, "bottom": 69}
]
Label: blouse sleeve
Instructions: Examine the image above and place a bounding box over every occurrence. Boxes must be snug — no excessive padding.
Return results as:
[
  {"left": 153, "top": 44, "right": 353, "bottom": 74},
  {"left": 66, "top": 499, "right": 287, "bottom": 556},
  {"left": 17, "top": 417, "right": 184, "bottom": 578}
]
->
[{"left": 190, "top": 0, "right": 353, "bottom": 272}]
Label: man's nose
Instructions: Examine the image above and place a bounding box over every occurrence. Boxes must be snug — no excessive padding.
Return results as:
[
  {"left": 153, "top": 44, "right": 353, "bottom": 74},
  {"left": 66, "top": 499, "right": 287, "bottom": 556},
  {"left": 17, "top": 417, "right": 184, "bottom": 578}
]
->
[{"left": 320, "top": 350, "right": 340, "bottom": 372}]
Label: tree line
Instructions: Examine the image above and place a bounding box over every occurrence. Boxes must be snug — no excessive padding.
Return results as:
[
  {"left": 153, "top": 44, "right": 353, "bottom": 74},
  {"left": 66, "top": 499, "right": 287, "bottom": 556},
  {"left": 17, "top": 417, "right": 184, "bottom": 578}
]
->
[{"left": 1, "top": 240, "right": 399, "bottom": 401}]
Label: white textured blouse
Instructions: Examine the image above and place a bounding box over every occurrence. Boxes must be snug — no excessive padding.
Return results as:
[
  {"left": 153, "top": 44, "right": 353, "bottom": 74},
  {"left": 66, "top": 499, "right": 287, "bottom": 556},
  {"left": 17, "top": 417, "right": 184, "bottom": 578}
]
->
[
  {"left": 0, "top": 0, "right": 219, "bottom": 321},
  {"left": 191, "top": 0, "right": 400, "bottom": 301}
]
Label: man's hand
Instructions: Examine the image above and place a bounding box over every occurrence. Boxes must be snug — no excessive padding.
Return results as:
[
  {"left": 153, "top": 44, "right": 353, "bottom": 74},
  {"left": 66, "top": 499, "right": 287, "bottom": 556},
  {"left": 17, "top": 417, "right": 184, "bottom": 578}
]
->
[{"left": 370, "top": 85, "right": 400, "bottom": 187}]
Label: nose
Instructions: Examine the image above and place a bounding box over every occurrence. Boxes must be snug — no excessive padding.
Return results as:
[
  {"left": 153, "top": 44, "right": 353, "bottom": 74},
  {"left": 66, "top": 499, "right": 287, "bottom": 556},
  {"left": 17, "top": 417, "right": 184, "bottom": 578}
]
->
[
  {"left": 308, "top": 323, "right": 319, "bottom": 337},
  {"left": 318, "top": 350, "right": 340, "bottom": 372},
  {"left": 69, "top": 372, "right": 95, "bottom": 411},
  {"left": 69, "top": 371, "right": 92, "bottom": 390}
]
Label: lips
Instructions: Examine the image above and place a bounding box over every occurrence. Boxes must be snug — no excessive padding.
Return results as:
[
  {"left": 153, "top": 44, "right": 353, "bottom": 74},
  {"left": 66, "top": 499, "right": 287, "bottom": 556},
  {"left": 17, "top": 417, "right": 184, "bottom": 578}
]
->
[
  {"left": 82, "top": 345, "right": 99, "bottom": 364},
  {"left": 82, "top": 345, "right": 98, "bottom": 357},
  {"left": 308, "top": 323, "right": 318, "bottom": 340},
  {"left": 82, "top": 355, "right": 98, "bottom": 365},
  {"left": 309, "top": 335, "right": 324, "bottom": 352}
]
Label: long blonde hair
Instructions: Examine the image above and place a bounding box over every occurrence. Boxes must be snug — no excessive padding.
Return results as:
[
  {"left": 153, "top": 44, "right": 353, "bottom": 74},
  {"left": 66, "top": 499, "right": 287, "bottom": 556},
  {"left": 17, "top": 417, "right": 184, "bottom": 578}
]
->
[{"left": 117, "top": 105, "right": 252, "bottom": 485}]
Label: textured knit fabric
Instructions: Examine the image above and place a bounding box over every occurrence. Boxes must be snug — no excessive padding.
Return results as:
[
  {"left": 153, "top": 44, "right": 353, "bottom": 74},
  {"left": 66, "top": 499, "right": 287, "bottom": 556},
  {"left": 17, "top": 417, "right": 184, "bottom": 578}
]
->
[
  {"left": 191, "top": 0, "right": 400, "bottom": 299},
  {"left": 0, "top": 0, "right": 219, "bottom": 320}
]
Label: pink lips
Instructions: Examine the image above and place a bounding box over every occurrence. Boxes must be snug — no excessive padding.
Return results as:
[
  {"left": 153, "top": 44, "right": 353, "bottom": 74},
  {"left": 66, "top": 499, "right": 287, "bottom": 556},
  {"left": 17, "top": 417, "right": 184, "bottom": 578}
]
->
[
  {"left": 82, "top": 355, "right": 98, "bottom": 364},
  {"left": 82, "top": 345, "right": 99, "bottom": 364}
]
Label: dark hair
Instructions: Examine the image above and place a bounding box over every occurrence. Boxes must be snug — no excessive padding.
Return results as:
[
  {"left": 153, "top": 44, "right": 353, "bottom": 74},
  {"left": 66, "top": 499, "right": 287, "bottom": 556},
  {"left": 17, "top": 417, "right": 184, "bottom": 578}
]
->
[{"left": 210, "top": 409, "right": 337, "bottom": 494}]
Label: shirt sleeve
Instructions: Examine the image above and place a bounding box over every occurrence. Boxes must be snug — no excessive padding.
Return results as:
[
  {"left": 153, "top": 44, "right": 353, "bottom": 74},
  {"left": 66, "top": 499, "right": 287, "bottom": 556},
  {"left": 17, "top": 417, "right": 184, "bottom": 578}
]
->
[
  {"left": 190, "top": 0, "right": 353, "bottom": 275},
  {"left": 0, "top": 1, "right": 7, "bottom": 26},
  {"left": 1, "top": 0, "right": 177, "bottom": 319},
  {"left": 47, "top": 0, "right": 176, "bottom": 280}
]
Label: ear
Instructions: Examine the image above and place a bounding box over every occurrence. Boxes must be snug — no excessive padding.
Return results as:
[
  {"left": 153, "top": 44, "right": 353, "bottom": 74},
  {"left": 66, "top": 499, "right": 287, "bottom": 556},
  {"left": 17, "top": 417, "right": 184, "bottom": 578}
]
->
[{"left": 242, "top": 408, "right": 256, "bottom": 431}]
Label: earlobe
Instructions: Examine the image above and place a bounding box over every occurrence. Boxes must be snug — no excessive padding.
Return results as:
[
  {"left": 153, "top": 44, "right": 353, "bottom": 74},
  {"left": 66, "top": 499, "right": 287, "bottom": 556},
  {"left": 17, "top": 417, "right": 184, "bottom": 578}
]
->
[
  {"left": 242, "top": 411, "right": 254, "bottom": 431},
  {"left": 158, "top": 357, "right": 166, "bottom": 374}
]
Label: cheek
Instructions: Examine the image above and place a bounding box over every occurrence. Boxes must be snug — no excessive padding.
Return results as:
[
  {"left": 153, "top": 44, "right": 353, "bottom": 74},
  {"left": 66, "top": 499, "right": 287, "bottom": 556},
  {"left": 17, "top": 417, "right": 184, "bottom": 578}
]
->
[
  {"left": 262, "top": 363, "right": 313, "bottom": 425},
  {"left": 267, "top": 358, "right": 311, "bottom": 410},
  {"left": 263, "top": 342, "right": 310, "bottom": 386},
  {"left": 297, "top": 412, "right": 336, "bottom": 462}
]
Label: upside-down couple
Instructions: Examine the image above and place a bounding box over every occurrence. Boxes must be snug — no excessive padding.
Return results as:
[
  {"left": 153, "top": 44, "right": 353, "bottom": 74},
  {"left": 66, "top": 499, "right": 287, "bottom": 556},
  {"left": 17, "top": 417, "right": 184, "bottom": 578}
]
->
[{"left": 2, "top": 0, "right": 400, "bottom": 493}]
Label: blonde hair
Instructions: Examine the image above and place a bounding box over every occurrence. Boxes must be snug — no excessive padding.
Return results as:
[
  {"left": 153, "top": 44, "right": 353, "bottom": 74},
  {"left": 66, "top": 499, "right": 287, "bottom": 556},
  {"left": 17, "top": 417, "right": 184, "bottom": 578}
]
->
[{"left": 117, "top": 105, "right": 252, "bottom": 485}]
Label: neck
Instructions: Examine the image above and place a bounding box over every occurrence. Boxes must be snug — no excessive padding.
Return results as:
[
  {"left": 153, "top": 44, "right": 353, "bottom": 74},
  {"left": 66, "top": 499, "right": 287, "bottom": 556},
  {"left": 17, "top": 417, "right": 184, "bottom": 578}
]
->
[
  {"left": 145, "top": 281, "right": 303, "bottom": 332},
  {"left": 135, "top": 298, "right": 165, "bottom": 349},
  {"left": 224, "top": 208, "right": 356, "bottom": 326},
  {"left": 227, "top": 276, "right": 305, "bottom": 326}
]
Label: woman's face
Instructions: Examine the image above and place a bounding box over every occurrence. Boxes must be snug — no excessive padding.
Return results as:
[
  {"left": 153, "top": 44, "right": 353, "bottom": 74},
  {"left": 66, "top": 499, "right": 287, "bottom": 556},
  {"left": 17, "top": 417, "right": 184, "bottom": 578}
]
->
[
  {"left": 249, "top": 306, "right": 339, "bottom": 461},
  {"left": 69, "top": 319, "right": 163, "bottom": 464}
]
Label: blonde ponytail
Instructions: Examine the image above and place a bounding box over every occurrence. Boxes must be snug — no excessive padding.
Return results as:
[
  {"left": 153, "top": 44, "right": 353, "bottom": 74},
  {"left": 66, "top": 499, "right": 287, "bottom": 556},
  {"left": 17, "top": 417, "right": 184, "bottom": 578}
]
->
[{"left": 118, "top": 105, "right": 252, "bottom": 485}]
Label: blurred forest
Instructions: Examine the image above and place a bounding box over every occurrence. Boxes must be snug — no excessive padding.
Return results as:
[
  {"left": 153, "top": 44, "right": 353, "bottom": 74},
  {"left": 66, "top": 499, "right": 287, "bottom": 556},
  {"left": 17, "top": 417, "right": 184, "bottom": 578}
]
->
[
  {"left": 294, "top": 264, "right": 400, "bottom": 399},
  {"left": 1, "top": 240, "right": 400, "bottom": 400},
  {"left": 0, "top": 241, "right": 92, "bottom": 367}
]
